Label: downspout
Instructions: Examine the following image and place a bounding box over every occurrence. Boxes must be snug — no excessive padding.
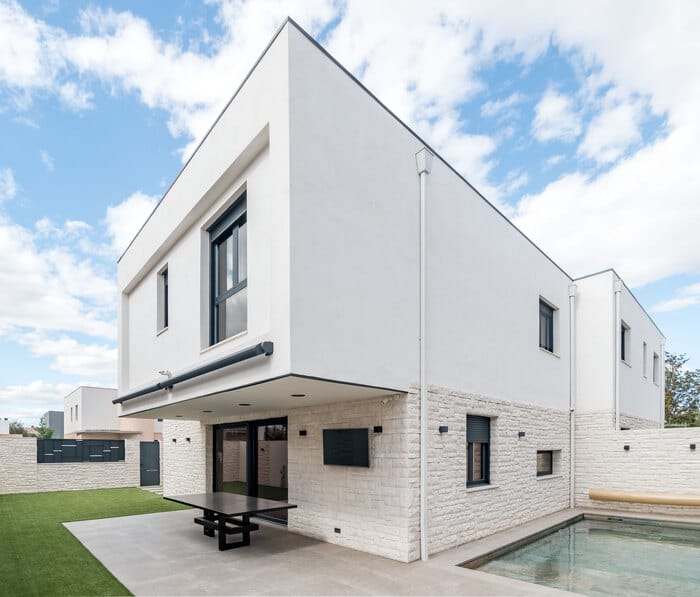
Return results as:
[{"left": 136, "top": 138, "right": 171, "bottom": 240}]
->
[
  {"left": 568, "top": 284, "right": 577, "bottom": 508},
  {"left": 416, "top": 147, "right": 433, "bottom": 562},
  {"left": 614, "top": 279, "right": 623, "bottom": 430}
]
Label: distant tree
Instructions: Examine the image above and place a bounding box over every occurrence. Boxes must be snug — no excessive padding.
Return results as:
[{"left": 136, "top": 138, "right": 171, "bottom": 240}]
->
[
  {"left": 665, "top": 353, "right": 700, "bottom": 426},
  {"left": 35, "top": 416, "right": 54, "bottom": 439},
  {"left": 8, "top": 420, "right": 26, "bottom": 435}
]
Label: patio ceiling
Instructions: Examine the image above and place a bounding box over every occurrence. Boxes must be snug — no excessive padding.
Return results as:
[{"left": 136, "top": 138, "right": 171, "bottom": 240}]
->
[{"left": 120, "top": 374, "right": 404, "bottom": 420}]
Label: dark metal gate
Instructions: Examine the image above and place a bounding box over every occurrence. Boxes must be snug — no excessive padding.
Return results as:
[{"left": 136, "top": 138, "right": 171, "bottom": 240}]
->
[{"left": 140, "top": 441, "right": 160, "bottom": 486}]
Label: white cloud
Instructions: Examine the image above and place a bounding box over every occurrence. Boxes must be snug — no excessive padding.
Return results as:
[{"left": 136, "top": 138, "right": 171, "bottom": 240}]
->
[
  {"left": 0, "top": 167, "right": 16, "bottom": 202},
  {"left": 532, "top": 88, "right": 581, "bottom": 142},
  {"left": 578, "top": 94, "right": 645, "bottom": 164},
  {"left": 481, "top": 92, "right": 524, "bottom": 118},
  {"left": 0, "top": 380, "right": 75, "bottom": 423},
  {"left": 652, "top": 282, "right": 700, "bottom": 313},
  {"left": 13, "top": 332, "right": 117, "bottom": 378},
  {"left": 39, "top": 149, "right": 54, "bottom": 171},
  {"left": 58, "top": 81, "right": 93, "bottom": 110},
  {"left": 103, "top": 191, "right": 158, "bottom": 255}
]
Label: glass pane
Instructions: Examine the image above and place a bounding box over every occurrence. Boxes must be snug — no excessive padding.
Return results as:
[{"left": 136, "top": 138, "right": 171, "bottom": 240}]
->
[
  {"left": 238, "top": 222, "right": 247, "bottom": 282},
  {"left": 537, "top": 451, "right": 552, "bottom": 475},
  {"left": 472, "top": 443, "right": 484, "bottom": 481},
  {"left": 222, "top": 427, "right": 247, "bottom": 495},
  {"left": 217, "top": 235, "right": 234, "bottom": 294},
  {"left": 257, "top": 422, "right": 288, "bottom": 521},
  {"left": 217, "top": 287, "right": 247, "bottom": 340}
]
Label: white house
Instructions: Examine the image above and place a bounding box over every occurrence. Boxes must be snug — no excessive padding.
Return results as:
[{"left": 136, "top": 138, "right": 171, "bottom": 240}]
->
[
  {"left": 65, "top": 386, "right": 162, "bottom": 441},
  {"left": 115, "top": 19, "right": 664, "bottom": 563},
  {"left": 0, "top": 418, "right": 9, "bottom": 435}
]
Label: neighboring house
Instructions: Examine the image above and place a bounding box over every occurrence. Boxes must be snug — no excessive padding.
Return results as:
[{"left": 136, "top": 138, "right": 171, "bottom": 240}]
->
[
  {"left": 0, "top": 418, "right": 9, "bottom": 435},
  {"left": 64, "top": 386, "right": 162, "bottom": 441},
  {"left": 42, "top": 410, "right": 64, "bottom": 438},
  {"left": 114, "top": 19, "right": 664, "bottom": 563}
]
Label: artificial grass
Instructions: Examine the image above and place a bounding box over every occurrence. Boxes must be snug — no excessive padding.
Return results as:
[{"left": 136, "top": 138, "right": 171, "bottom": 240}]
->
[{"left": 0, "top": 487, "right": 188, "bottom": 597}]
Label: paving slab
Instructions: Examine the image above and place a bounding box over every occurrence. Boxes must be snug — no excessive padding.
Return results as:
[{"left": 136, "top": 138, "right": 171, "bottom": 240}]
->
[{"left": 65, "top": 508, "right": 574, "bottom": 596}]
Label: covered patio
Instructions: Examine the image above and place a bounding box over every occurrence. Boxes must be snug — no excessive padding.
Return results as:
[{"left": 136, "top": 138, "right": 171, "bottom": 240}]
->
[{"left": 64, "top": 508, "right": 570, "bottom": 596}]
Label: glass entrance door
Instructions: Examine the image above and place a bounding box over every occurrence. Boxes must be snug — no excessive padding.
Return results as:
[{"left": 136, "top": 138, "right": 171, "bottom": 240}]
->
[{"left": 214, "top": 417, "right": 288, "bottom": 523}]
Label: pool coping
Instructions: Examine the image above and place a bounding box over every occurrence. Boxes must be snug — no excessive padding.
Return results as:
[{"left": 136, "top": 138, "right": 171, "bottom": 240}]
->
[{"left": 428, "top": 507, "right": 700, "bottom": 572}]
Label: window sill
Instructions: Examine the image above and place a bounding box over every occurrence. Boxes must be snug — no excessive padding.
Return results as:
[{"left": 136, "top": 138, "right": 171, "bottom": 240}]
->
[
  {"left": 201, "top": 330, "right": 248, "bottom": 354},
  {"left": 466, "top": 484, "right": 498, "bottom": 493},
  {"left": 539, "top": 347, "right": 560, "bottom": 358},
  {"left": 536, "top": 474, "right": 563, "bottom": 481},
  {"left": 156, "top": 326, "right": 169, "bottom": 337}
]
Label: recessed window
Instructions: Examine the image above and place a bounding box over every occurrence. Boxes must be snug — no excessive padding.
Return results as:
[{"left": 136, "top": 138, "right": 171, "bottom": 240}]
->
[
  {"left": 537, "top": 450, "right": 553, "bottom": 476},
  {"left": 642, "top": 342, "right": 648, "bottom": 377},
  {"left": 209, "top": 194, "right": 247, "bottom": 344},
  {"left": 75, "top": 404, "right": 78, "bottom": 421},
  {"left": 539, "top": 299, "right": 556, "bottom": 353},
  {"left": 157, "top": 266, "right": 169, "bottom": 331},
  {"left": 467, "top": 415, "right": 490, "bottom": 487},
  {"left": 653, "top": 352, "right": 660, "bottom": 385},
  {"left": 621, "top": 322, "right": 630, "bottom": 363}
]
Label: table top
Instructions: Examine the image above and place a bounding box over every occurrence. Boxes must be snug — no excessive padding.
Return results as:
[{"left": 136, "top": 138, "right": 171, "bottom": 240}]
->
[{"left": 164, "top": 492, "right": 297, "bottom": 516}]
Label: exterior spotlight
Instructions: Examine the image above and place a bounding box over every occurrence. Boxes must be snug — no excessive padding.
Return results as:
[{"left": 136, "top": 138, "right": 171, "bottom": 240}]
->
[{"left": 158, "top": 370, "right": 172, "bottom": 378}]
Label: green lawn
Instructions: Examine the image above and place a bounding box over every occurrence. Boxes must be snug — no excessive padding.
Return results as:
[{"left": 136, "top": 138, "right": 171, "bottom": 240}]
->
[{"left": 0, "top": 487, "right": 188, "bottom": 597}]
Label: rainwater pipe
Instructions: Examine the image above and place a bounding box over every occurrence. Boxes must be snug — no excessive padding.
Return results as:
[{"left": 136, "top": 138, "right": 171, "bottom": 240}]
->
[
  {"left": 568, "top": 284, "right": 577, "bottom": 508},
  {"left": 416, "top": 147, "right": 433, "bottom": 562},
  {"left": 614, "top": 279, "right": 623, "bottom": 430}
]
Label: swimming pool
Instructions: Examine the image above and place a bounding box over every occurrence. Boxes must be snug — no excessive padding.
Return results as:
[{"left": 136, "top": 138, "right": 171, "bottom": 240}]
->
[{"left": 464, "top": 515, "right": 700, "bottom": 596}]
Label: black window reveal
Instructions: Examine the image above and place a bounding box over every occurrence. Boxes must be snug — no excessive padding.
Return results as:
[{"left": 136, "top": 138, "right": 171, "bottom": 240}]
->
[
  {"left": 621, "top": 322, "right": 630, "bottom": 362},
  {"left": 158, "top": 267, "right": 169, "bottom": 331},
  {"left": 539, "top": 299, "right": 555, "bottom": 352},
  {"left": 209, "top": 194, "right": 247, "bottom": 344},
  {"left": 467, "top": 415, "right": 490, "bottom": 487},
  {"left": 537, "top": 450, "right": 553, "bottom": 476}
]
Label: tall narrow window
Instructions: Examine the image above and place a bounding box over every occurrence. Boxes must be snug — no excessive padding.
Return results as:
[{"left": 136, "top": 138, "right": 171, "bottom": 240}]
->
[
  {"left": 539, "top": 299, "right": 555, "bottom": 353},
  {"left": 75, "top": 404, "right": 78, "bottom": 421},
  {"left": 158, "top": 266, "right": 169, "bottom": 331},
  {"left": 209, "top": 195, "right": 247, "bottom": 344},
  {"left": 653, "top": 352, "right": 660, "bottom": 384},
  {"left": 642, "top": 342, "right": 648, "bottom": 377},
  {"left": 467, "top": 415, "right": 490, "bottom": 487},
  {"left": 621, "top": 322, "right": 630, "bottom": 362}
]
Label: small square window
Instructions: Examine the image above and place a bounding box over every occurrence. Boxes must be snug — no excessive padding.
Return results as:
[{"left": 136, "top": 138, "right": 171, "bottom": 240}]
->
[
  {"left": 539, "top": 299, "right": 556, "bottom": 353},
  {"left": 537, "top": 450, "right": 553, "bottom": 476}
]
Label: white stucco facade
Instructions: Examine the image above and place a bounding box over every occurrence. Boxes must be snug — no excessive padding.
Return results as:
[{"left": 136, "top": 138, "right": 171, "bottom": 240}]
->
[{"left": 116, "top": 20, "right": 671, "bottom": 562}]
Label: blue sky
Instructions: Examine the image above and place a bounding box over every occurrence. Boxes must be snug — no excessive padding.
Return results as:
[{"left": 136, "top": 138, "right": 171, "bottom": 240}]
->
[{"left": 1, "top": 0, "right": 699, "bottom": 422}]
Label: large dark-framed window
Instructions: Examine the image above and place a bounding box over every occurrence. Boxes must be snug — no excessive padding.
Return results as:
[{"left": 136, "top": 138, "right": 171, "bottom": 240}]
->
[
  {"left": 539, "top": 299, "right": 555, "bottom": 353},
  {"left": 209, "top": 194, "right": 247, "bottom": 345},
  {"left": 467, "top": 415, "right": 490, "bottom": 487}
]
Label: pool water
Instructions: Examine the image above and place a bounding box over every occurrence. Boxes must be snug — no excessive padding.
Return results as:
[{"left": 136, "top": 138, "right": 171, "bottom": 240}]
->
[{"left": 473, "top": 517, "right": 700, "bottom": 596}]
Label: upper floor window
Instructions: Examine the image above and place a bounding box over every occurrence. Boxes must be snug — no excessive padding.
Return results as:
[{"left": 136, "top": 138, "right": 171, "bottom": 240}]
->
[
  {"left": 653, "top": 352, "right": 660, "bottom": 385},
  {"left": 157, "top": 266, "right": 169, "bottom": 331},
  {"left": 621, "top": 322, "right": 630, "bottom": 363},
  {"left": 467, "top": 415, "right": 490, "bottom": 487},
  {"left": 209, "top": 194, "right": 247, "bottom": 344},
  {"left": 642, "top": 341, "right": 648, "bottom": 377},
  {"left": 539, "top": 299, "right": 555, "bottom": 353}
]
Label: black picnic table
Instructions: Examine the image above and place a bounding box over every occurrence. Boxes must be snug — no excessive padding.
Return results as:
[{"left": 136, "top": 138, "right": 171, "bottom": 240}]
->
[{"left": 164, "top": 492, "right": 297, "bottom": 550}]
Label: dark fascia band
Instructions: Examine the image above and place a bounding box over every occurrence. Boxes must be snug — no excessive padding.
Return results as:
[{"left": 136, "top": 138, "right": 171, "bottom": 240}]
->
[{"left": 113, "top": 341, "right": 273, "bottom": 405}]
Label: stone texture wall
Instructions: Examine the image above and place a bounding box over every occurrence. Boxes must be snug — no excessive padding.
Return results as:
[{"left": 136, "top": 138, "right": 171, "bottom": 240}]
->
[
  {"left": 620, "top": 412, "right": 662, "bottom": 429},
  {"left": 425, "top": 386, "right": 571, "bottom": 554},
  {"left": 575, "top": 411, "right": 700, "bottom": 515},
  {"left": 162, "top": 419, "right": 209, "bottom": 495},
  {"left": 0, "top": 438, "right": 139, "bottom": 494}
]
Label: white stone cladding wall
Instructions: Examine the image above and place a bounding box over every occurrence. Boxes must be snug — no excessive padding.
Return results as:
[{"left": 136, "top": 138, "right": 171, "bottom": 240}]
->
[
  {"left": 620, "top": 412, "right": 662, "bottom": 429},
  {"left": 576, "top": 411, "right": 700, "bottom": 516},
  {"left": 162, "top": 419, "right": 209, "bottom": 495},
  {"left": 426, "top": 386, "right": 571, "bottom": 554},
  {"left": 0, "top": 438, "right": 139, "bottom": 494}
]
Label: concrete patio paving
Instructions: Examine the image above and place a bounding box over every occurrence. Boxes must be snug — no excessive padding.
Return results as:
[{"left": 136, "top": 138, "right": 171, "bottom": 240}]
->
[{"left": 64, "top": 508, "right": 575, "bottom": 596}]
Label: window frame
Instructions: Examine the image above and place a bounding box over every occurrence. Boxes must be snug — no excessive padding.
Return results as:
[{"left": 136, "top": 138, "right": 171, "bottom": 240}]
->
[
  {"left": 157, "top": 266, "right": 169, "bottom": 332},
  {"left": 642, "top": 341, "right": 648, "bottom": 378},
  {"left": 536, "top": 450, "right": 553, "bottom": 477},
  {"left": 539, "top": 298, "right": 556, "bottom": 353},
  {"left": 209, "top": 194, "right": 248, "bottom": 346},
  {"left": 653, "top": 352, "right": 660, "bottom": 385},
  {"left": 466, "top": 415, "right": 491, "bottom": 487},
  {"left": 620, "top": 321, "right": 631, "bottom": 364}
]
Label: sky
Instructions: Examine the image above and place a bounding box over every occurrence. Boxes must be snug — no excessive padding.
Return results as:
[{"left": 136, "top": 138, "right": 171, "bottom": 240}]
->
[{"left": 1, "top": 0, "right": 699, "bottom": 424}]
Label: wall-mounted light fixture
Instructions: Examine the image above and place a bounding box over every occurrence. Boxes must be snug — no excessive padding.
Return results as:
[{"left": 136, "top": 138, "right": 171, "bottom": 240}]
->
[
  {"left": 691, "top": 443, "right": 696, "bottom": 450},
  {"left": 299, "top": 430, "right": 307, "bottom": 436},
  {"left": 185, "top": 437, "right": 191, "bottom": 443},
  {"left": 624, "top": 444, "right": 630, "bottom": 451},
  {"left": 172, "top": 438, "right": 177, "bottom": 443},
  {"left": 438, "top": 426, "right": 448, "bottom": 434},
  {"left": 374, "top": 426, "right": 383, "bottom": 433},
  {"left": 518, "top": 431, "right": 526, "bottom": 438}
]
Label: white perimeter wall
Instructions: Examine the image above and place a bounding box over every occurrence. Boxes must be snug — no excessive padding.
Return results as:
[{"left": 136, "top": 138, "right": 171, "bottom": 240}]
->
[
  {"left": 118, "top": 27, "right": 293, "bottom": 416},
  {"left": 288, "top": 26, "right": 571, "bottom": 410}
]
